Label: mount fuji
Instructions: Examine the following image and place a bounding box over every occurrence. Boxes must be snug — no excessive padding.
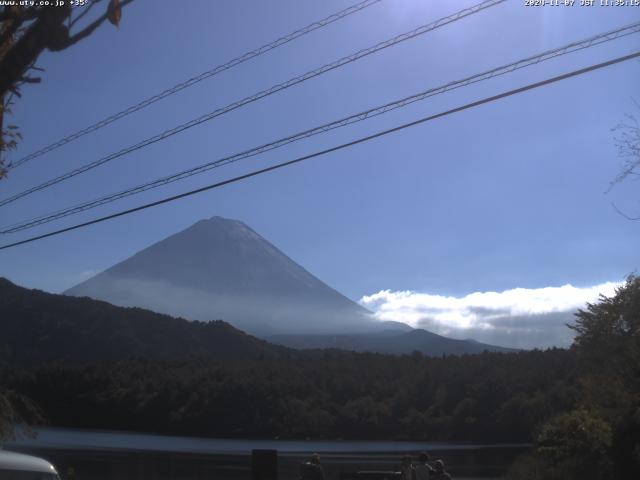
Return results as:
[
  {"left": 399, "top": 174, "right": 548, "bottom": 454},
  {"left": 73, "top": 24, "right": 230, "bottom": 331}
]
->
[{"left": 65, "top": 216, "right": 376, "bottom": 336}]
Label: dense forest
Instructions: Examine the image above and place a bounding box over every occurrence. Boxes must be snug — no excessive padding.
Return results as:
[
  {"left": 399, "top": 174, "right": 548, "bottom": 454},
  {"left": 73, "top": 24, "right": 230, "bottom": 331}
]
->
[
  {"left": 1, "top": 276, "right": 638, "bottom": 479},
  {"left": 2, "top": 349, "right": 578, "bottom": 441}
]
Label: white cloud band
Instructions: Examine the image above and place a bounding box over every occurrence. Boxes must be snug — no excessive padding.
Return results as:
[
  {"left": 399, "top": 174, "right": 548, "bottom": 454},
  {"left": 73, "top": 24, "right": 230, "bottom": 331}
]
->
[{"left": 359, "top": 282, "right": 620, "bottom": 349}]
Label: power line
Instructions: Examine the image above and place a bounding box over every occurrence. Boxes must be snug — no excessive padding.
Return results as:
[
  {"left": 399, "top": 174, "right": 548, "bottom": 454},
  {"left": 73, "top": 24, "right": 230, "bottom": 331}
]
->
[
  {"left": 1, "top": 49, "right": 637, "bottom": 252},
  {"left": 0, "top": 0, "right": 506, "bottom": 207},
  {"left": 3, "top": 21, "right": 639, "bottom": 234},
  {"left": 6, "top": 0, "right": 384, "bottom": 171}
]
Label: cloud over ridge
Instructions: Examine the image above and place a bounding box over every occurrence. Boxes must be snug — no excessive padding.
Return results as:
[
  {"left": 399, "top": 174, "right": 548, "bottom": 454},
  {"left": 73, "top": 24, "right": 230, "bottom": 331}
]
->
[{"left": 360, "top": 282, "right": 620, "bottom": 349}]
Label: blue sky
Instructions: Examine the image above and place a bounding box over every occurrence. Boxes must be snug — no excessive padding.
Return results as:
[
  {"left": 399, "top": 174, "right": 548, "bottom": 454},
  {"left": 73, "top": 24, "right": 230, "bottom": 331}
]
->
[{"left": 0, "top": 0, "right": 639, "bottom": 345}]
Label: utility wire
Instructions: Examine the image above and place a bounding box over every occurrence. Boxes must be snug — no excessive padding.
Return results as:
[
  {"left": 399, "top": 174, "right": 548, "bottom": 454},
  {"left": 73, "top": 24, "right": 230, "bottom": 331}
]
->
[
  {"left": 1, "top": 50, "right": 638, "bottom": 252},
  {"left": 0, "top": 0, "right": 505, "bottom": 207},
  {"left": 7, "top": 0, "right": 384, "bottom": 171},
  {"left": 3, "top": 21, "right": 639, "bottom": 234}
]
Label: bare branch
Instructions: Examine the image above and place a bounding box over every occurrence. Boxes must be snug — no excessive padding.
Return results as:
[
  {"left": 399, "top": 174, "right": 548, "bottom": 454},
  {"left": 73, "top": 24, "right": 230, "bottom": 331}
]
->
[
  {"left": 608, "top": 100, "right": 640, "bottom": 192},
  {"left": 611, "top": 202, "right": 640, "bottom": 221},
  {"left": 62, "top": 0, "right": 134, "bottom": 50},
  {"left": 69, "top": 0, "right": 102, "bottom": 29},
  {"left": 19, "top": 76, "right": 41, "bottom": 84}
]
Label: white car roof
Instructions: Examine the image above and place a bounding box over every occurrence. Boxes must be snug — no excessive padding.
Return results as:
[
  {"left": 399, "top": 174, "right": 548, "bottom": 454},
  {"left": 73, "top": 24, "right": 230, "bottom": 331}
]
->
[{"left": 0, "top": 450, "right": 59, "bottom": 474}]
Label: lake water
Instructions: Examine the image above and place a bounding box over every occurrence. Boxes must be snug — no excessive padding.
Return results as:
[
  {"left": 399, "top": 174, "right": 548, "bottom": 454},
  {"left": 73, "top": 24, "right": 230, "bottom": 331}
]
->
[{"left": 5, "top": 428, "right": 530, "bottom": 480}]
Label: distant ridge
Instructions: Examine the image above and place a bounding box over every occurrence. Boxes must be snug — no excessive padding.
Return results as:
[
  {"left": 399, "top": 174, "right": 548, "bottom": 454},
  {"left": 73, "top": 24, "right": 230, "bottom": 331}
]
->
[
  {"left": 65, "top": 216, "right": 375, "bottom": 336},
  {"left": 269, "top": 329, "right": 517, "bottom": 355}
]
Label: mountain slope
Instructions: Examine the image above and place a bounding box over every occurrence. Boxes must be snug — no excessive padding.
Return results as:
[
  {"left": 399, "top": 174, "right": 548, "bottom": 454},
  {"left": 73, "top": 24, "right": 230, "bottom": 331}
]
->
[
  {"left": 269, "top": 329, "right": 517, "bottom": 355},
  {"left": 0, "top": 278, "right": 285, "bottom": 366},
  {"left": 65, "top": 216, "right": 374, "bottom": 336}
]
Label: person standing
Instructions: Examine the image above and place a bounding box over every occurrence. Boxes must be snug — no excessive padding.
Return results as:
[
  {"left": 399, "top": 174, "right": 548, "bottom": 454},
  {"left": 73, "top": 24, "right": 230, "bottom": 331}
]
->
[
  {"left": 301, "top": 453, "right": 325, "bottom": 480},
  {"left": 400, "top": 455, "right": 414, "bottom": 480},
  {"left": 413, "top": 452, "right": 434, "bottom": 480}
]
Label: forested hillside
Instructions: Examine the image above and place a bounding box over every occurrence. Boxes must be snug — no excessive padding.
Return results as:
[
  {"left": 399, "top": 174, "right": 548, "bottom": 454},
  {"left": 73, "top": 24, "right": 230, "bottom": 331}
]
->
[{"left": 0, "top": 278, "right": 285, "bottom": 365}]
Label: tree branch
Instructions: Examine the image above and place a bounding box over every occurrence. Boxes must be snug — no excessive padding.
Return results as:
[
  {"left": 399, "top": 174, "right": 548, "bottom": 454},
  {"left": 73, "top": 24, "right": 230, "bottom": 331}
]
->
[
  {"left": 69, "top": 0, "right": 102, "bottom": 29},
  {"left": 0, "top": 6, "right": 38, "bottom": 23},
  {"left": 19, "top": 76, "right": 41, "bottom": 84},
  {"left": 611, "top": 202, "right": 640, "bottom": 221},
  {"left": 60, "top": 0, "right": 134, "bottom": 50},
  {"left": 0, "top": 6, "right": 29, "bottom": 49},
  {"left": 0, "top": 5, "right": 71, "bottom": 97}
]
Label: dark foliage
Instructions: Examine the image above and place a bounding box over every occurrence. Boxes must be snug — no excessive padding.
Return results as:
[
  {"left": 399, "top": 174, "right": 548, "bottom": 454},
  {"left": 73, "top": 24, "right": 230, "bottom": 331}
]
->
[
  {"left": 0, "top": 277, "right": 286, "bottom": 366},
  {"left": 2, "top": 348, "right": 580, "bottom": 443},
  {"left": 507, "top": 275, "right": 640, "bottom": 480}
]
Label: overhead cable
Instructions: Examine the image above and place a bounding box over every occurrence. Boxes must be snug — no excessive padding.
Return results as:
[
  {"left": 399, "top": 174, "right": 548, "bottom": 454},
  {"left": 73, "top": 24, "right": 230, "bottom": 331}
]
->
[
  {"left": 3, "top": 21, "right": 639, "bottom": 234},
  {"left": 1, "top": 49, "right": 637, "bottom": 251},
  {"left": 7, "top": 0, "right": 384, "bottom": 170},
  {"left": 0, "top": 0, "right": 506, "bottom": 207}
]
